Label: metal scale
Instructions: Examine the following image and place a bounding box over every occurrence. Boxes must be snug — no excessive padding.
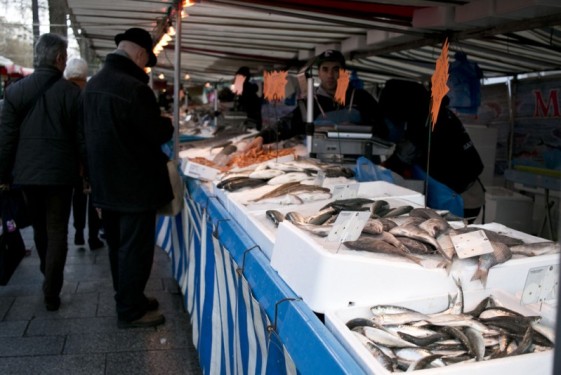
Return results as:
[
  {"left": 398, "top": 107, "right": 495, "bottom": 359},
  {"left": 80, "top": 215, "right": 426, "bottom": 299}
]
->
[{"left": 297, "top": 60, "right": 394, "bottom": 164}]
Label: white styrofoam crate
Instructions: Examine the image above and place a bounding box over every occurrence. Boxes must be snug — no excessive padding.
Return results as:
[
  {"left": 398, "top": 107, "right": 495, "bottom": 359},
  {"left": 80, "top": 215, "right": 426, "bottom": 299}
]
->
[
  {"left": 325, "top": 289, "right": 555, "bottom": 375},
  {"left": 270, "top": 221, "right": 559, "bottom": 313}
]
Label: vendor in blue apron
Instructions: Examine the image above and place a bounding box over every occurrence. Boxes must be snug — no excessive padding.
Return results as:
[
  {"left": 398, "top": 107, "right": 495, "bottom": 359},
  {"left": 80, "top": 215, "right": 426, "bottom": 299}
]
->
[{"left": 258, "top": 50, "right": 383, "bottom": 143}]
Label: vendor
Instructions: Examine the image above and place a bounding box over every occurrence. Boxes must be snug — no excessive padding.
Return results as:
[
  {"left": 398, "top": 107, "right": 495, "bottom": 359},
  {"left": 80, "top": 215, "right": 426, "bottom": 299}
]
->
[
  {"left": 232, "top": 66, "right": 262, "bottom": 130},
  {"left": 379, "top": 79, "right": 485, "bottom": 221},
  {"left": 258, "top": 50, "right": 383, "bottom": 143}
]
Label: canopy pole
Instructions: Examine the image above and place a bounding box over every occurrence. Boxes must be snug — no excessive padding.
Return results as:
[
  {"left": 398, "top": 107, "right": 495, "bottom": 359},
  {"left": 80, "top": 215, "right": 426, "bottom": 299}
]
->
[{"left": 172, "top": 2, "right": 183, "bottom": 160}]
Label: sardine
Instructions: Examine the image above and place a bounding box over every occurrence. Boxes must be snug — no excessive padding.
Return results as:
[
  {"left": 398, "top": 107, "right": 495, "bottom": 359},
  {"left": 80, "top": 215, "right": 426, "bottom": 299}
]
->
[
  {"left": 356, "top": 326, "right": 418, "bottom": 348},
  {"left": 465, "top": 327, "right": 486, "bottom": 360},
  {"left": 351, "top": 332, "right": 395, "bottom": 371},
  {"left": 407, "top": 354, "right": 444, "bottom": 371},
  {"left": 346, "top": 317, "right": 376, "bottom": 330},
  {"left": 471, "top": 241, "right": 512, "bottom": 286}
]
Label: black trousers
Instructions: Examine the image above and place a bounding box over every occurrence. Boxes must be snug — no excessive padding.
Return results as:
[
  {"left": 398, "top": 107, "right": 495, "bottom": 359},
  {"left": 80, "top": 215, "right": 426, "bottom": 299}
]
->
[
  {"left": 23, "top": 186, "right": 73, "bottom": 300},
  {"left": 72, "top": 179, "right": 101, "bottom": 238},
  {"left": 102, "top": 209, "right": 156, "bottom": 322}
]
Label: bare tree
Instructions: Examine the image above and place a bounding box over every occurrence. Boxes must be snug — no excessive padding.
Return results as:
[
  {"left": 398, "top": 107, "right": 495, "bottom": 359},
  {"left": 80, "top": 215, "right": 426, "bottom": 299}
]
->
[{"left": 48, "top": 0, "right": 67, "bottom": 37}]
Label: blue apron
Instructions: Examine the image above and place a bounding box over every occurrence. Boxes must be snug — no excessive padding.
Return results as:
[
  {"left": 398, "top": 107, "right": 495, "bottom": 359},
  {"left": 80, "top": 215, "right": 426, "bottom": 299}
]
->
[{"left": 313, "top": 89, "right": 362, "bottom": 126}]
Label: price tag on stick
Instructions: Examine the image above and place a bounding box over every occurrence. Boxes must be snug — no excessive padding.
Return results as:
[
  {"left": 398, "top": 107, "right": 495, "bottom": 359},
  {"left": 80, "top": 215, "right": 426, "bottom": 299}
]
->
[{"left": 328, "top": 211, "right": 370, "bottom": 243}]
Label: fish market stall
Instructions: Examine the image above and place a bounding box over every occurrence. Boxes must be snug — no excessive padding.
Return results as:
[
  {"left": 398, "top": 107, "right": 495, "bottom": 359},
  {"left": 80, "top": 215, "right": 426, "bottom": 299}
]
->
[{"left": 158, "top": 136, "right": 558, "bottom": 374}]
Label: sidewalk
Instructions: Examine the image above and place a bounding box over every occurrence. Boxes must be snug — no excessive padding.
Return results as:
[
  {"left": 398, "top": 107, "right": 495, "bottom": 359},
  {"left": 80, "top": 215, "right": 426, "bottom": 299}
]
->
[{"left": 0, "top": 226, "right": 202, "bottom": 375}]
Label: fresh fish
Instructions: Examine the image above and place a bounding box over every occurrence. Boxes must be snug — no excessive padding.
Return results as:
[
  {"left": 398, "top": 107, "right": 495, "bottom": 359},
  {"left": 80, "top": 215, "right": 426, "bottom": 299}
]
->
[
  {"left": 361, "top": 218, "right": 385, "bottom": 235},
  {"left": 265, "top": 210, "right": 284, "bottom": 227},
  {"left": 370, "top": 199, "right": 390, "bottom": 217},
  {"left": 284, "top": 211, "right": 306, "bottom": 224},
  {"left": 266, "top": 161, "right": 306, "bottom": 172},
  {"left": 267, "top": 172, "right": 312, "bottom": 185},
  {"left": 381, "top": 205, "right": 414, "bottom": 218},
  {"left": 394, "top": 348, "right": 445, "bottom": 370},
  {"left": 343, "top": 237, "right": 423, "bottom": 265},
  {"left": 478, "top": 306, "right": 524, "bottom": 320},
  {"left": 509, "top": 241, "right": 561, "bottom": 257},
  {"left": 531, "top": 321, "right": 555, "bottom": 346},
  {"left": 466, "top": 295, "right": 498, "bottom": 317},
  {"left": 436, "top": 228, "right": 461, "bottom": 261},
  {"left": 351, "top": 332, "right": 395, "bottom": 371},
  {"left": 428, "top": 314, "right": 493, "bottom": 334},
  {"left": 346, "top": 317, "right": 376, "bottom": 330},
  {"left": 396, "top": 236, "right": 433, "bottom": 255},
  {"left": 322, "top": 165, "right": 355, "bottom": 178},
  {"left": 409, "top": 207, "right": 442, "bottom": 219},
  {"left": 250, "top": 182, "right": 301, "bottom": 202},
  {"left": 248, "top": 168, "right": 285, "bottom": 180},
  {"left": 295, "top": 191, "right": 332, "bottom": 203},
  {"left": 367, "top": 231, "right": 412, "bottom": 254},
  {"left": 224, "top": 177, "right": 267, "bottom": 192},
  {"left": 370, "top": 305, "right": 421, "bottom": 316},
  {"left": 471, "top": 241, "right": 512, "bottom": 286},
  {"left": 305, "top": 207, "right": 337, "bottom": 225},
  {"left": 216, "top": 176, "right": 248, "bottom": 189},
  {"left": 252, "top": 194, "right": 304, "bottom": 205},
  {"left": 356, "top": 326, "right": 418, "bottom": 348},
  {"left": 407, "top": 354, "right": 444, "bottom": 371},
  {"left": 508, "top": 326, "right": 533, "bottom": 356},
  {"left": 389, "top": 224, "right": 450, "bottom": 261},
  {"left": 372, "top": 311, "right": 431, "bottom": 326},
  {"left": 464, "top": 327, "right": 486, "bottom": 360},
  {"left": 320, "top": 198, "right": 374, "bottom": 211},
  {"left": 418, "top": 217, "right": 450, "bottom": 237},
  {"left": 397, "top": 331, "right": 444, "bottom": 346},
  {"left": 212, "top": 144, "right": 238, "bottom": 166},
  {"left": 378, "top": 218, "right": 398, "bottom": 231}
]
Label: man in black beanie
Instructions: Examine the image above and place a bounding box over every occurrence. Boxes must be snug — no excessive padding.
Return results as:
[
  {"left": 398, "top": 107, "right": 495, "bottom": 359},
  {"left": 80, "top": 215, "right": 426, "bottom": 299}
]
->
[{"left": 81, "top": 27, "right": 173, "bottom": 328}]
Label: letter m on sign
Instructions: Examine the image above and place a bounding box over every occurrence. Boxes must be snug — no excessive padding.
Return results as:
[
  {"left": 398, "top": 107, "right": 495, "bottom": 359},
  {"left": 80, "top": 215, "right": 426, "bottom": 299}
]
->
[{"left": 534, "top": 89, "right": 560, "bottom": 117}]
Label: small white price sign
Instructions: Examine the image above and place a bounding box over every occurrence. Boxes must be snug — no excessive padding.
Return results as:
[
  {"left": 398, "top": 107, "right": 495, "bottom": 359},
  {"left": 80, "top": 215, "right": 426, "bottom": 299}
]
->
[
  {"left": 314, "top": 170, "right": 326, "bottom": 187},
  {"left": 331, "top": 183, "right": 359, "bottom": 200},
  {"left": 328, "top": 211, "right": 370, "bottom": 243},
  {"left": 451, "top": 230, "right": 494, "bottom": 259},
  {"left": 521, "top": 264, "right": 559, "bottom": 305}
]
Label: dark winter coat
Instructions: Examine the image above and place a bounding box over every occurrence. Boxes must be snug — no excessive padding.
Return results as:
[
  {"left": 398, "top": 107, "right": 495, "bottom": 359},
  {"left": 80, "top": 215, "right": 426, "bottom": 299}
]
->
[
  {"left": 0, "top": 66, "right": 82, "bottom": 186},
  {"left": 81, "top": 53, "right": 173, "bottom": 213}
]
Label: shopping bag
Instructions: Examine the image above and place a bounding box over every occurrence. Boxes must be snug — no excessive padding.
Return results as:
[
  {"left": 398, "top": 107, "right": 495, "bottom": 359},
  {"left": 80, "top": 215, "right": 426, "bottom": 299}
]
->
[
  {"left": 354, "top": 156, "right": 394, "bottom": 183},
  {"left": 157, "top": 159, "right": 185, "bottom": 217},
  {"left": 0, "top": 233, "right": 26, "bottom": 285},
  {"left": 1, "top": 188, "right": 31, "bottom": 230}
]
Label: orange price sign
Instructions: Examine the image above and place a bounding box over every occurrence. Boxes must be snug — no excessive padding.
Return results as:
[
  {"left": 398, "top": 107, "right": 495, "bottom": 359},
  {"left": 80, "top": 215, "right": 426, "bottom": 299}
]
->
[
  {"left": 263, "top": 70, "right": 288, "bottom": 102},
  {"left": 430, "top": 38, "right": 450, "bottom": 129},
  {"left": 334, "top": 69, "right": 350, "bottom": 106}
]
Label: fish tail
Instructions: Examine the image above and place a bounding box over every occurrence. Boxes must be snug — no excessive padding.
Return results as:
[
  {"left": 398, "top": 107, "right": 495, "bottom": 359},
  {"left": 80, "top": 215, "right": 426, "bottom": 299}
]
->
[{"left": 471, "top": 268, "right": 489, "bottom": 286}]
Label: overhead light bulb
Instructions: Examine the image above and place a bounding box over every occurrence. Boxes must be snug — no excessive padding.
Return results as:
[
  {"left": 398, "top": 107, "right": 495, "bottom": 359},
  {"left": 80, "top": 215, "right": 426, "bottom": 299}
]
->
[{"left": 158, "top": 73, "right": 165, "bottom": 80}]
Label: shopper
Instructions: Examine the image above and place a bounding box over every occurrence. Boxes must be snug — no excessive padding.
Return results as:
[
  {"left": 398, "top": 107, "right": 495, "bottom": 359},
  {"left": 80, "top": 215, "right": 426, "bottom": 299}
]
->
[
  {"left": 232, "top": 66, "right": 262, "bottom": 130},
  {"left": 379, "top": 79, "right": 485, "bottom": 221},
  {"left": 63, "top": 58, "right": 104, "bottom": 251},
  {"left": 0, "top": 33, "right": 82, "bottom": 311},
  {"left": 258, "top": 49, "right": 383, "bottom": 143},
  {"left": 81, "top": 27, "right": 173, "bottom": 329}
]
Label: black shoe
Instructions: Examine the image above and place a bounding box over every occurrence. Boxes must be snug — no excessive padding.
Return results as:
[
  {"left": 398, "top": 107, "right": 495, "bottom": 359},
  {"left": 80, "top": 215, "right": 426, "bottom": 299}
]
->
[
  {"left": 45, "top": 296, "right": 61, "bottom": 311},
  {"left": 147, "top": 297, "right": 159, "bottom": 311},
  {"left": 118, "top": 311, "right": 165, "bottom": 329},
  {"left": 88, "top": 237, "right": 104, "bottom": 250},
  {"left": 74, "top": 232, "right": 85, "bottom": 245}
]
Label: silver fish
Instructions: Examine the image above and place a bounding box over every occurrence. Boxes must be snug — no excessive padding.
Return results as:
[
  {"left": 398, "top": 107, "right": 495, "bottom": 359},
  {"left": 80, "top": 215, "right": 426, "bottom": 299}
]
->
[
  {"left": 305, "top": 207, "right": 337, "bottom": 225},
  {"left": 357, "top": 326, "right": 418, "bottom": 348},
  {"left": 292, "top": 222, "right": 334, "bottom": 237},
  {"left": 248, "top": 168, "right": 285, "bottom": 180},
  {"left": 284, "top": 211, "right": 306, "bottom": 224},
  {"left": 471, "top": 241, "right": 512, "bottom": 287},
  {"left": 267, "top": 172, "right": 312, "bottom": 185},
  {"left": 361, "top": 219, "right": 385, "bottom": 235},
  {"left": 351, "top": 332, "right": 395, "bottom": 371},
  {"left": 464, "top": 327, "right": 486, "bottom": 361},
  {"left": 381, "top": 205, "right": 414, "bottom": 218},
  {"left": 396, "top": 236, "right": 433, "bottom": 255}
]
